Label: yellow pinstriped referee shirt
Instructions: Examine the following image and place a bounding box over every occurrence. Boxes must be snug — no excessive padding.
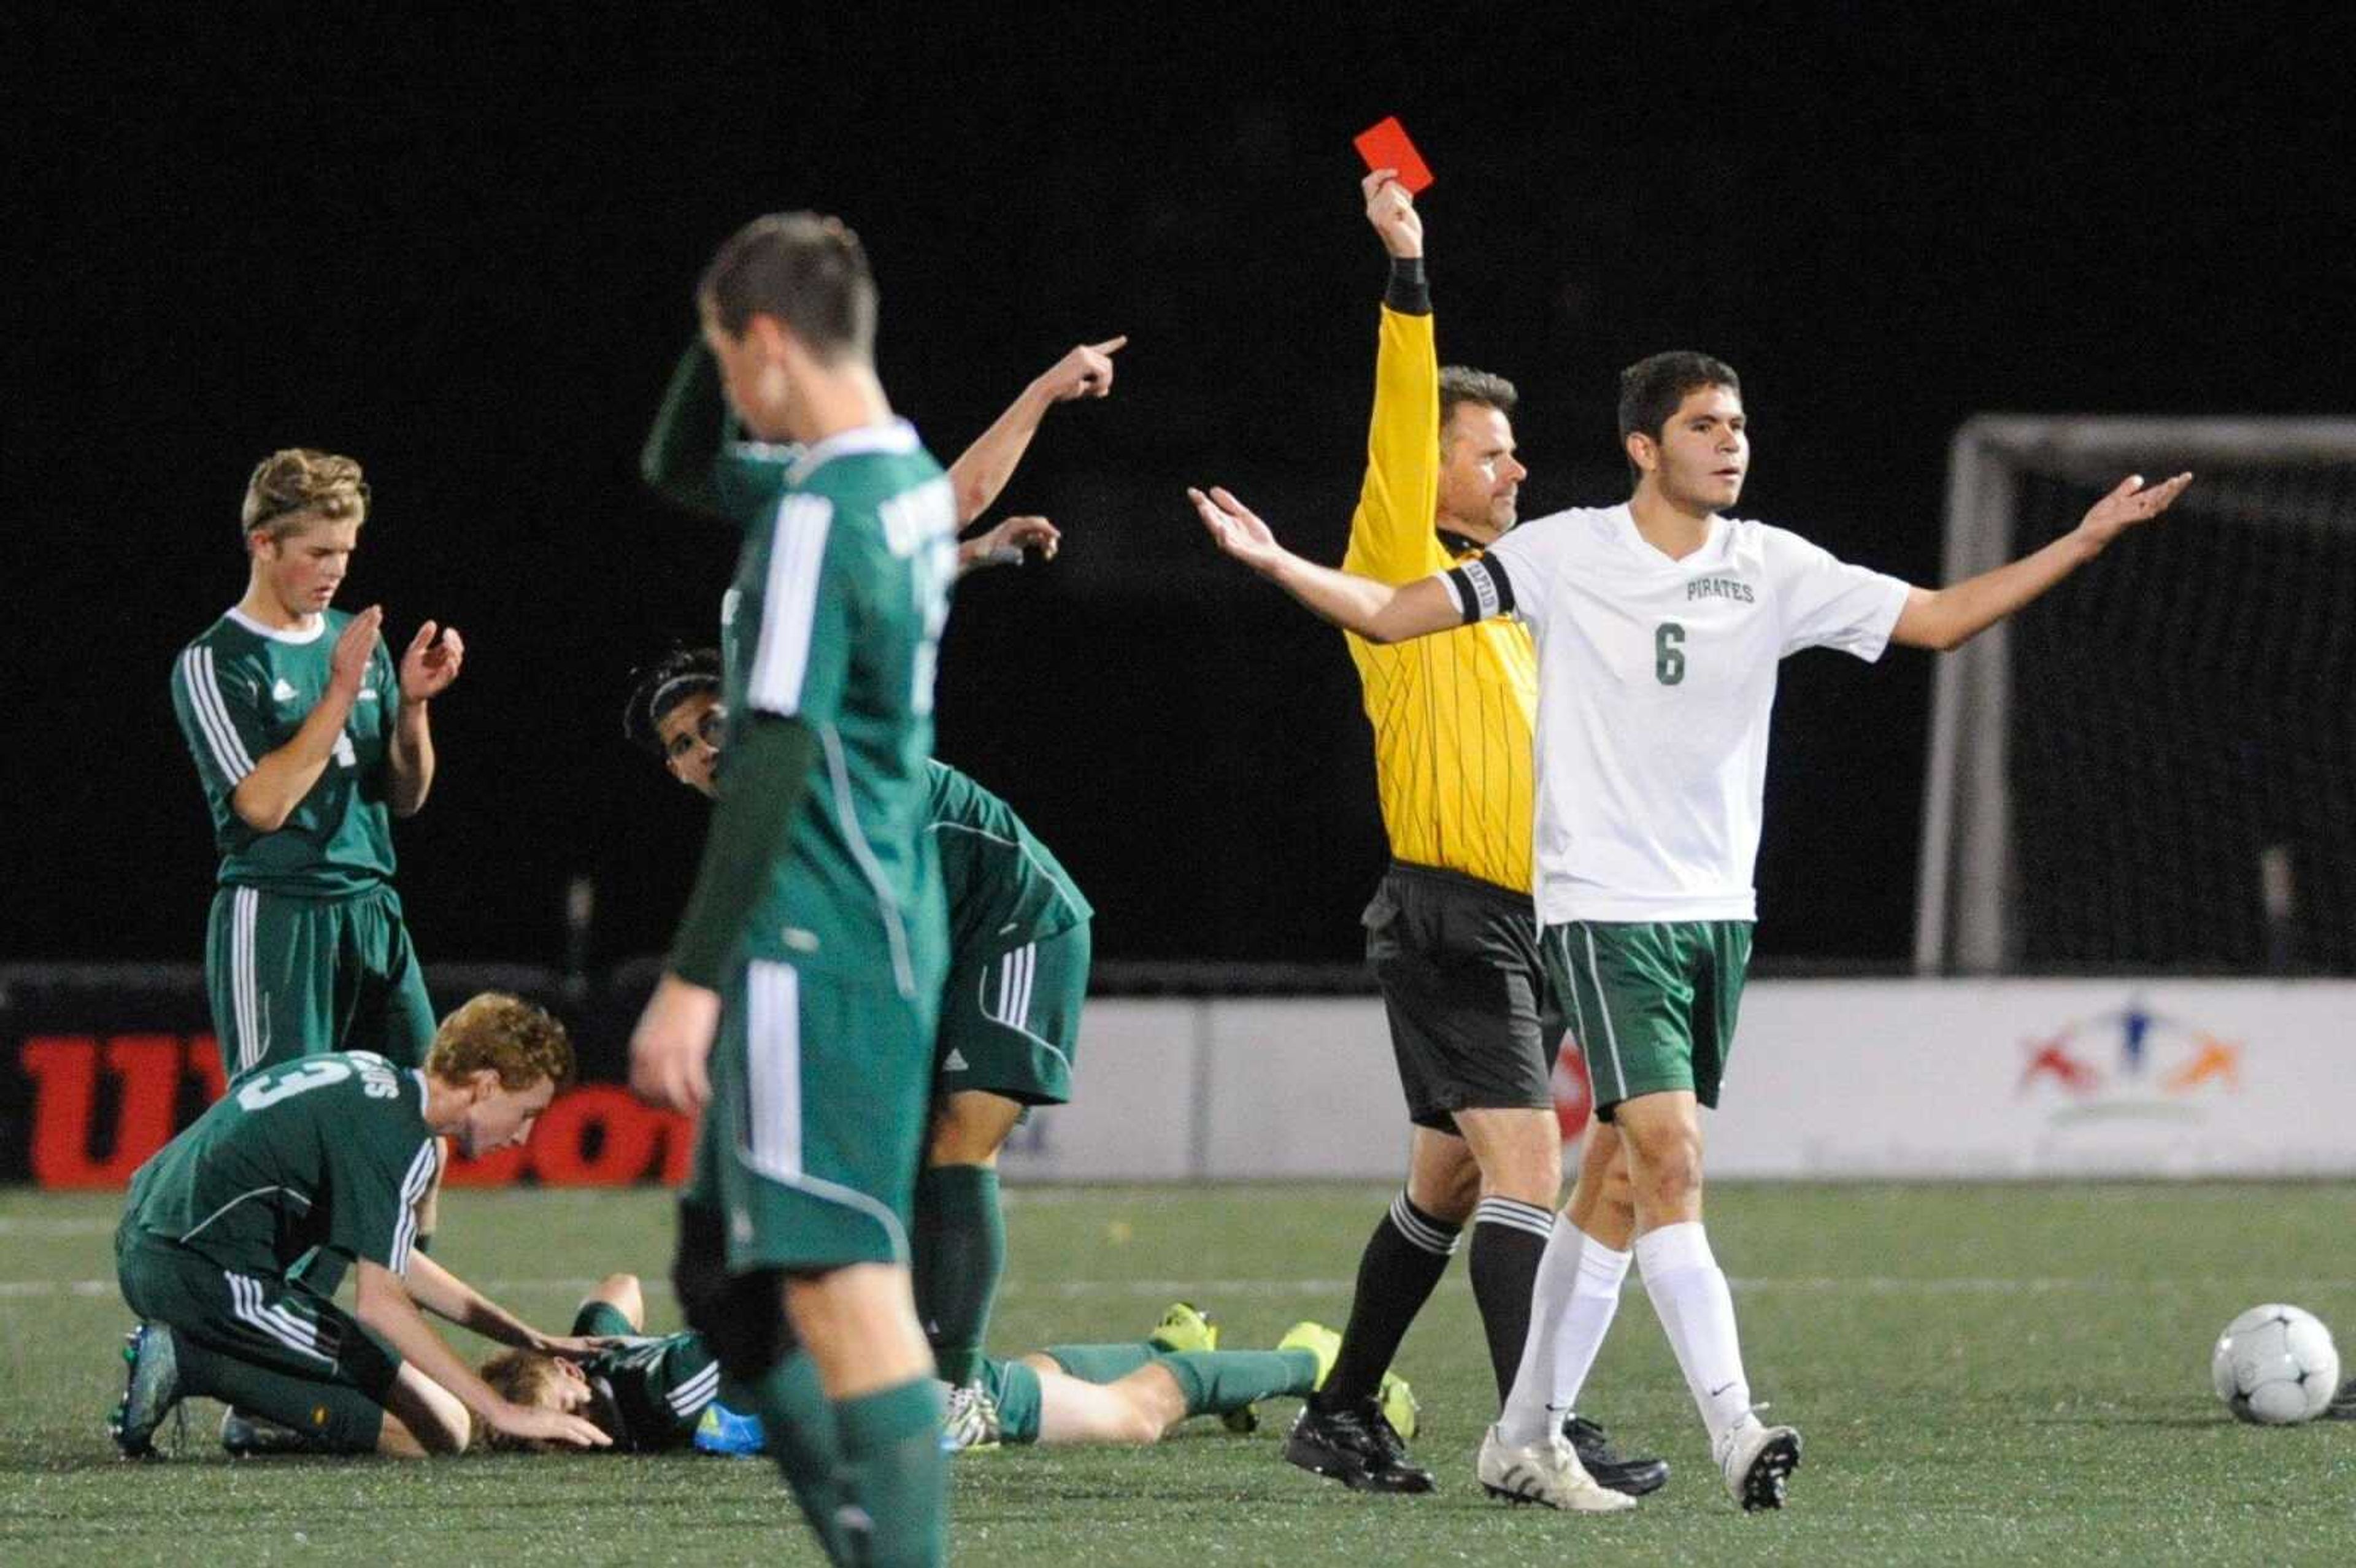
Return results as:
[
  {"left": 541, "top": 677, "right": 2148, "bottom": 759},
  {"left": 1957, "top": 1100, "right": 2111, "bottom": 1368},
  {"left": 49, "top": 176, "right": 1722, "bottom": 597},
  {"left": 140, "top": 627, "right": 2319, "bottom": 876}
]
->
[{"left": 1340, "top": 305, "right": 1539, "bottom": 896}]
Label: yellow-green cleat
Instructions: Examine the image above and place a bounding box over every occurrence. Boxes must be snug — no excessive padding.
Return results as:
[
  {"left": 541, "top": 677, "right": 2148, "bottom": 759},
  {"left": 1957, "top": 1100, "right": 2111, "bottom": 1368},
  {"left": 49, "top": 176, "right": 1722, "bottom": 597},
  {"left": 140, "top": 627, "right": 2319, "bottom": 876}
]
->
[
  {"left": 1153, "top": 1302, "right": 1260, "bottom": 1431},
  {"left": 1378, "top": 1371, "right": 1420, "bottom": 1443},
  {"left": 1149, "top": 1300, "right": 1219, "bottom": 1355},
  {"left": 1277, "top": 1321, "right": 1343, "bottom": 1389}
]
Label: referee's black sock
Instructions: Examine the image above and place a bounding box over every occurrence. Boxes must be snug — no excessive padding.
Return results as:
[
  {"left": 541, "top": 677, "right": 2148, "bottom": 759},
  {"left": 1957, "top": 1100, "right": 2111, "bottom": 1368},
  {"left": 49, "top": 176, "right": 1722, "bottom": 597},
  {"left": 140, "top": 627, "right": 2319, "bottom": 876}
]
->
[
  {"left": 1317, "top": 1191, "right": 1461, "bottom": 1411},
  {"left": 1469, "top": 1196, "right": 1556, "bottom": 1407}
]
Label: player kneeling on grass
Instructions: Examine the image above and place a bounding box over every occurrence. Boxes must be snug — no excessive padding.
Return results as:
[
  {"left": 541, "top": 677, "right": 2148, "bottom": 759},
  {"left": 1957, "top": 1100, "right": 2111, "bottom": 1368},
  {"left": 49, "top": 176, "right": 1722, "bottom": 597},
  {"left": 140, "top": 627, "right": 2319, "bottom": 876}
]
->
[{"left": 110, "top": 994, "right": 612, "bottom": 1458}]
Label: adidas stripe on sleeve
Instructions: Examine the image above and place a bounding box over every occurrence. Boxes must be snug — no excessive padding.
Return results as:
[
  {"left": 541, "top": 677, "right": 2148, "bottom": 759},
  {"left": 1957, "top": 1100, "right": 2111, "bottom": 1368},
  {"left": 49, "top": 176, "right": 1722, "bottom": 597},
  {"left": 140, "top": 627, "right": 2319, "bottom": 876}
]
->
[
  {"left": 746, "top": 494, "right": 837, "bottom": 717},
  {"left": 173, "top": 644, "right": 263, "bottom": 790}
]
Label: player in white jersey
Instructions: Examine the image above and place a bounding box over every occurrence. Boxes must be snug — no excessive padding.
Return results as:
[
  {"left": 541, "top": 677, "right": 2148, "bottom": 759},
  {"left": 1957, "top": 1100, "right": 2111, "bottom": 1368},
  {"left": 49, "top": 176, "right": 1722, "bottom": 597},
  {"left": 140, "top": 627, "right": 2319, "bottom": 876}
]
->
[{"left": 1190, "top": 350, "right": 2190, "bottom": 1511}]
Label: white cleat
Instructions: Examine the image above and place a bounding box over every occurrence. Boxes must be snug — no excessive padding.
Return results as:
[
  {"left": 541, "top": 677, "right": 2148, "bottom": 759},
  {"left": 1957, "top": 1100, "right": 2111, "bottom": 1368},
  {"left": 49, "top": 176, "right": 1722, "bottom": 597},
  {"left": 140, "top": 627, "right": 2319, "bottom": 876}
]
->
[
  {"left": 1714, "top": 1414, "right": 1803, "bottom": 1511},
  {"left": 1477, "top": 1424, "right": 1638, "bottom": 1513}
]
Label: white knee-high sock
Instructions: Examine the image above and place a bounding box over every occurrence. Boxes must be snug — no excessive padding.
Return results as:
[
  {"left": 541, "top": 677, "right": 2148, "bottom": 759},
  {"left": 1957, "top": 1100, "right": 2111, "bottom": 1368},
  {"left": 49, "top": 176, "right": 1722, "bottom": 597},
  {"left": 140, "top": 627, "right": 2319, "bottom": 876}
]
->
[
  {"left": 1496, "top": 1220, "right": 1631, "bottom": 1447},
  {"left": 1636, "top": 1221, "right": 1751, "bottom": 1443}
]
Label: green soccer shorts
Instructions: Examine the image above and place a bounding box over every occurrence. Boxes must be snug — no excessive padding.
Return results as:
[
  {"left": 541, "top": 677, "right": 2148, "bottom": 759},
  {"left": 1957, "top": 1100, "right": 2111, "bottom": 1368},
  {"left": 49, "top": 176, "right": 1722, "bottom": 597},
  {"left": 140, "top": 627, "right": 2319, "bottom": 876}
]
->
[
  {"left": 206, "top": 882, "right": 437, "bottom": 1080},
  {"left": 934, "top": 921, "right": 1090, "bottom": 1107},
  {"left": 115, "top": 1225, "right": 401, "bottom": 1451},
  {"left": 698, "top": 956, "right": 936, "bottom": 1274},
  {"left": 1542, "top": 919, "right": 1754, "bottom": 1117}
]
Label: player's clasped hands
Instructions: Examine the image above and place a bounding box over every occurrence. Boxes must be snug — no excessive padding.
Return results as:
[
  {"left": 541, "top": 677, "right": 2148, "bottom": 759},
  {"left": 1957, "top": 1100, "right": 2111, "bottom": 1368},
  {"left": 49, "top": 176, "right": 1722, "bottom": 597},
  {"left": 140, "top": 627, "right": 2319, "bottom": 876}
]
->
[{"left": 2077, "top": 471, "right": 2194, "bottom": 545}]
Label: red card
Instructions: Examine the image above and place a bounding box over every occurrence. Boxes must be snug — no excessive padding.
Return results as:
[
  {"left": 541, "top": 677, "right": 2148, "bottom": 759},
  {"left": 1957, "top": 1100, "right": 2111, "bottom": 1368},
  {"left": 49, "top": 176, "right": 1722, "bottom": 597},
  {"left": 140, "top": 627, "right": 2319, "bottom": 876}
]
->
[{"left": 1353, "top": 116, "right": 1434, "bottom": 195}]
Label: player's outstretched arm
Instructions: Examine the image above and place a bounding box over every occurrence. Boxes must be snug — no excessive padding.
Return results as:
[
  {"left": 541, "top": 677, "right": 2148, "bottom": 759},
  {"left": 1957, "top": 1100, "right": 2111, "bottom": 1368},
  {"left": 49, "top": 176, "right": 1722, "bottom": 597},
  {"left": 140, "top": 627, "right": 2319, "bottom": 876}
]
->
[
  {"left": 1190, "top": 486, "right": 1464, "bottom": 644},
  {"left": 354, "top": 1259, "right": 610, "bottom": 1448},
  {"left": 947, "top": 337, "right": 1126, "bottom": 525},
  {"left": 1891, "top": 471, "right": 2193, "bottom": 651},
  {"left": 401, "top": 1248, "right": 609, "bottom": 1358},
  {"left": 226, "top": 605, "right": 380, "bottom": 832},
  {"left": 387, "top": 619, "right": 463, "bottom": 817}
]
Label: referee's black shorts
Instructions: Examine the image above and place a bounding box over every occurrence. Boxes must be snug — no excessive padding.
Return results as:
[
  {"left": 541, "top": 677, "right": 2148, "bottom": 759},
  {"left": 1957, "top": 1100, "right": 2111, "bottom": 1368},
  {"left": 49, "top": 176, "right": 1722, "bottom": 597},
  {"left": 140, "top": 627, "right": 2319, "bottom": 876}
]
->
[{"left": 1363, "top": 860, "right": 1565, "bottom": 1132}]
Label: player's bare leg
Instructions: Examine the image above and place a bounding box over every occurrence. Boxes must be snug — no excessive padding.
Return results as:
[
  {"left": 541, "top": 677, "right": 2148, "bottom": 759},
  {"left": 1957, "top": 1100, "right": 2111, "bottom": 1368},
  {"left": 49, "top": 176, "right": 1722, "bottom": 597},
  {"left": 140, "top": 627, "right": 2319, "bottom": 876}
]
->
[
  {"left": 1492, "top": 1121, "right": 1668, "bottom": 1496},
  {"left": 1615, "top": 1091, "right": 1798, "bottom": 1509},
  {"left": 587, "top": 1270, "right": 646, "bottom": 1330},
  {"left": 1031, "top": 1359, "right": 1185, "bottom": 1445},
  {"left": 1405, "top": 1124, "right": 1480, "bottom": 1220},
  {"left": 918, "top": 1091, "right": 1025, "bottom": 1386}
]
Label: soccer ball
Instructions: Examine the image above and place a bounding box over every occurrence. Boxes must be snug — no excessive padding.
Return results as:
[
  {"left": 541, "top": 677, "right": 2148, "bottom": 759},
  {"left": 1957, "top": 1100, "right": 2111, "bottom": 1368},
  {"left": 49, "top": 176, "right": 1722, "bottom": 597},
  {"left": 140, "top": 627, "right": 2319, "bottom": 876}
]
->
[{"left": 2210, "top": 1304, "right": 2339, "bottom": 1425}]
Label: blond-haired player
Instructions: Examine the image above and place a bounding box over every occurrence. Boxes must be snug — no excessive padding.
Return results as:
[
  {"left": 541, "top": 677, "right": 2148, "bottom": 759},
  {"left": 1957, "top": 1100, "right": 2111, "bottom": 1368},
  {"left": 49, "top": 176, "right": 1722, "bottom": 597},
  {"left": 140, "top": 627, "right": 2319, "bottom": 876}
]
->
[{"left": 170, "top": 449, "right": 466, "bottom": 1084}]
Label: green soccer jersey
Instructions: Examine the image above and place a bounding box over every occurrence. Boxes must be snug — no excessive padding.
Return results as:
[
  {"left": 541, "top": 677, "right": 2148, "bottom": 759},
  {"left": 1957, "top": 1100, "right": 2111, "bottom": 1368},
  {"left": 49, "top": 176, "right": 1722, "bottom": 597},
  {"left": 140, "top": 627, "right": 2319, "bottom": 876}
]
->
[
  {"left": 927, "top": 762, "right": 1092, "bottom": 959},
  {"left": 171, "top": 609, "right": 401, "bottom": 895},
  {"left": 572, "top": 1301, "right": 720, "bottom": 1452},
  {"left": 715, "top": 425, "right": 957, "bottom": 994},
  {"left": 121, "top": 1051, "right": 437, "bottom": 1277}
]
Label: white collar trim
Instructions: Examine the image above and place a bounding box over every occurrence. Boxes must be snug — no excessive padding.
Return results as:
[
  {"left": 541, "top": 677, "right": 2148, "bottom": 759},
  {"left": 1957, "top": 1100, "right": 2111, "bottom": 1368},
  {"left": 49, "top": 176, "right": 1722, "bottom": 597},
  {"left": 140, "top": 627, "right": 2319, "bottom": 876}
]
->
[
  {"left": 226, "top": 607, "right": 329, "bottom": 645},
  {"left": 787, "top": 420, "right": 919, "bottom": 486}
]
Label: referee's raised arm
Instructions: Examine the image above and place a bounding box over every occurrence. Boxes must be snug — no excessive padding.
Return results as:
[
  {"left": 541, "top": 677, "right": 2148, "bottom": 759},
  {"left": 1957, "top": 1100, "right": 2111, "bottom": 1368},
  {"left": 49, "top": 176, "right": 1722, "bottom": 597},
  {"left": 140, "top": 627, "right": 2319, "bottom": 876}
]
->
[{"left": 1342, "top": 168, "right": 1444, "bottom": 586}]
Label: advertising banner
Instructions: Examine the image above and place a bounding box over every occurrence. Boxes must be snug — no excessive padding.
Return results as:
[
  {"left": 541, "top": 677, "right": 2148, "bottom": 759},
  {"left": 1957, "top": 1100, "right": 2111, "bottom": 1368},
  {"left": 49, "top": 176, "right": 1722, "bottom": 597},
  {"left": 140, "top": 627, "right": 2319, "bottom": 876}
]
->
[{"left": 6, "top": 969, "right": 2351, "bottom": 1186}]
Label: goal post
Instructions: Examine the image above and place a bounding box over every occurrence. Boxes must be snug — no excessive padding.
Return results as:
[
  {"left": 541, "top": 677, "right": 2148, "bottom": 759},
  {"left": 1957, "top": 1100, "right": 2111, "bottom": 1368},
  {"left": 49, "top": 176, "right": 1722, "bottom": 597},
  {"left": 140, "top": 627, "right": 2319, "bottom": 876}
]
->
[{"left": 1915, "top": 415, "right": 2356, "bottom": 975}]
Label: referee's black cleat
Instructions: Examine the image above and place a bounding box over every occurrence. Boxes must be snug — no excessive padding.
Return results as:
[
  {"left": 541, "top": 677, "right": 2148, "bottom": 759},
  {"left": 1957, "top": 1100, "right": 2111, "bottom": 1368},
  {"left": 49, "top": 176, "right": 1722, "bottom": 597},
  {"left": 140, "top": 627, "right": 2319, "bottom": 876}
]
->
[
  {"left": 109, "top": 1323, "right": 183, "bottom": 1459},
  {"left": 1563, "top": 1413, "right": 1670, "bottom": 1497},
  {"left": 2325, "top": 1376, "right": 2356, "bottom": 1420},
  {"left": 1284, "top": 1397, "right": 1436, "bottom": 1493}
]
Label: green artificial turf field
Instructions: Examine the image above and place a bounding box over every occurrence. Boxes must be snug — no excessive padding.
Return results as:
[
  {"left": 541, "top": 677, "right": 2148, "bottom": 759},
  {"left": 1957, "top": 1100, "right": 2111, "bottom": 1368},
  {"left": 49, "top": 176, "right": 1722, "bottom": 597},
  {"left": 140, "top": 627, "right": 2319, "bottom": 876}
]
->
[{"left": 6, "top": 1182, "right": 2354, "bottom": 1566}]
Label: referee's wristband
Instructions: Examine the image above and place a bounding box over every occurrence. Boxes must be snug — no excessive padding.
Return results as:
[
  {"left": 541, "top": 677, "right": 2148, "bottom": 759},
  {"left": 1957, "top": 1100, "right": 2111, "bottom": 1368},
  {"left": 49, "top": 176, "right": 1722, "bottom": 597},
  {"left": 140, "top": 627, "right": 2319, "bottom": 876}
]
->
[{"left": 1385, "top": 256, "right": 1430, "bottom": 315}]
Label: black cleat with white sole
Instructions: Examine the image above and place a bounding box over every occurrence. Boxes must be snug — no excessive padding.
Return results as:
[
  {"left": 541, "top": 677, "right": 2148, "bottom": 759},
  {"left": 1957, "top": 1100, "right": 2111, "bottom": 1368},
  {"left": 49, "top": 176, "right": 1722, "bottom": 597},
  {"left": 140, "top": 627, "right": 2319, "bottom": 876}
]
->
[
  {"left": 1284, "top": 1398, "right": 1435, "bottom": 1493},
  {"left": 1563, "top": 1413, "right": 1671, "bottom": 1497}
]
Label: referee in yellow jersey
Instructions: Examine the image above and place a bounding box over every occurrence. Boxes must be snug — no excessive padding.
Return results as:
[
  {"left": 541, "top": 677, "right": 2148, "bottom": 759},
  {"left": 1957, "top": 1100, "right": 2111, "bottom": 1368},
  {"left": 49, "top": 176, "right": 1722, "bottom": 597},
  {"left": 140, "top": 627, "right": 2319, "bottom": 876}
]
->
[{"left": 1282, "top": 171, "right": 1663, "bottom": 1501}]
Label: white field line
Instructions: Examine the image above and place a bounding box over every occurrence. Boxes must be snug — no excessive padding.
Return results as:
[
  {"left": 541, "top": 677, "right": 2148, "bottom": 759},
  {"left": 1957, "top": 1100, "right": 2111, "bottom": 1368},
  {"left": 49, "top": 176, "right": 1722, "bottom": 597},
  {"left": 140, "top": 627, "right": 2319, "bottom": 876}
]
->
[
  {"left": 0, "top": 1218, "right": 119, "bottom": 1237},
  {"left": 13, "top": 1274, "right": 2356, "bottom": 1301}
]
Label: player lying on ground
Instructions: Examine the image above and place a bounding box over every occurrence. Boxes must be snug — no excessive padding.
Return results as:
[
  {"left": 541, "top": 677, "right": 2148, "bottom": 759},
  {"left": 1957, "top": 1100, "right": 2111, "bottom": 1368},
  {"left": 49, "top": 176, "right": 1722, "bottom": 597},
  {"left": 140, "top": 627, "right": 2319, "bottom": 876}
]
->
[
  {"left": 634, "top": 331, "right": 1104, "bottom": 1416},
  {"left": 1276, "top": 166, "right": 1656, "bottom": 1513},
  {"left": 110, "top": 994, "right": 610, "bottom": 1458},
  {"left": 1192, "top": 356, "right": 2189, "bottom": 1512},
  {"left": 474, "top": 1285, "right": 1389, "bottom": 1454}
]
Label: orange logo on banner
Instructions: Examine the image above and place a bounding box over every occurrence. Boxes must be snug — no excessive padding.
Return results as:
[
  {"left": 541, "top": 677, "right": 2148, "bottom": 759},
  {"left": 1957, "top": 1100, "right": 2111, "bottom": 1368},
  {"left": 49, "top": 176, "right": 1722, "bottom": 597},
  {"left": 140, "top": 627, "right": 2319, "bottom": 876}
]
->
[{"left": 15, "top": 1035, "right": 693, "bottom": 1189}]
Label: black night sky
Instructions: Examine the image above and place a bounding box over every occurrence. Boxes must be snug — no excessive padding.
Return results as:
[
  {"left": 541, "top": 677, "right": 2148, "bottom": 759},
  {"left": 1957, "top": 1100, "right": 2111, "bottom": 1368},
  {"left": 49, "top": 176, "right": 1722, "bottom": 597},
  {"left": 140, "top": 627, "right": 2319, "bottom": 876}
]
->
[{"left": 9, "top": 5, "right": 2350, "bottom": 975}]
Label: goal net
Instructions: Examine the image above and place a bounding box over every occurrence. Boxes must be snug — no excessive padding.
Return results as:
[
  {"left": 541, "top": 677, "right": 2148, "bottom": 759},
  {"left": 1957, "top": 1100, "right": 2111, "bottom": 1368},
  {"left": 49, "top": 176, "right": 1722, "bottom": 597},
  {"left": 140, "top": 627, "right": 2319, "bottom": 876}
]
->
[{"left": 1915, "top": 417, "right": 2356, "bottom": 975}]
